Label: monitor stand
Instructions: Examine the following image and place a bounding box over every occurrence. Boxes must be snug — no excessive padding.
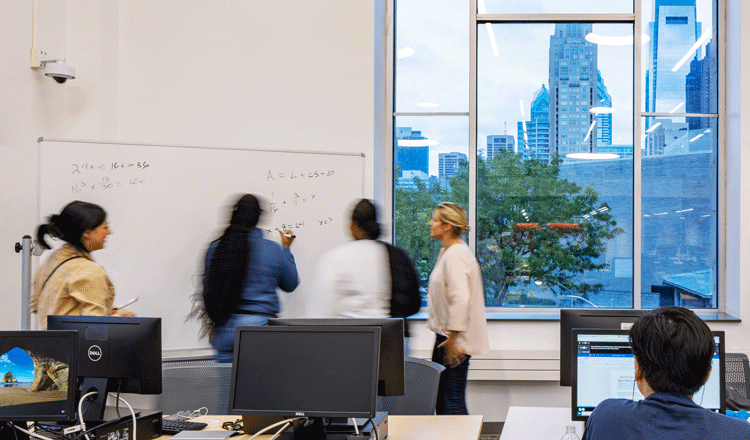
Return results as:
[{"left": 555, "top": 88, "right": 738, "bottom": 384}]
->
[
  {"left": 0, "top": 422, "right": 30, "bottom": 440},
  {"left": 78, "top": 377, "right": 111, "bottom": 424}
]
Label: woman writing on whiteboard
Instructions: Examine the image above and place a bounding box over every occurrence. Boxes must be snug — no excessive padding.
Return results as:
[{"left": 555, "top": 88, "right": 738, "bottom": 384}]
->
[
  {"left": 426, "top": 202, "right": 488, "bottom": 415},
  {"left": 198, "top": 194, "right": 299, "bottom": 362},
  {"left": 31, "top": 201, "right": 135, "bottom": 330}
]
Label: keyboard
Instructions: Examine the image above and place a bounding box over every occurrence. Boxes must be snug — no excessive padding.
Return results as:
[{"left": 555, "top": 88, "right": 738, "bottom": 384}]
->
[{"left": 161, "top": 419, "right": 209, "bottom": 435}]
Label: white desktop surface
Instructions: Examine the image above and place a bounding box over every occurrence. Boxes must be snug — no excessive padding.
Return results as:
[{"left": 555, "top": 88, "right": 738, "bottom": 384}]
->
[
  {"left": 499, "top": 407, "right": 584, "bottom": 440},
  {"left": 161, "top": 415, "right": 483, "bottom": 440}
]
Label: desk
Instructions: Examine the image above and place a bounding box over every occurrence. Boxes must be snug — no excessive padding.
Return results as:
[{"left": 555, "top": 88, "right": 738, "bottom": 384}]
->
[
  {"left": 160, "top": 415, "right": 483, "bottom": 440},
  {"left": 499, "top": 407, "right": 583, "bottom": 440}
]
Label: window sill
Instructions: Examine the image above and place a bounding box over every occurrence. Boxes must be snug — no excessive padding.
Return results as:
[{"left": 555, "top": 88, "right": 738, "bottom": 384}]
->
[{"left": 407, "top": 311, "right": 740, "bottom": 322}]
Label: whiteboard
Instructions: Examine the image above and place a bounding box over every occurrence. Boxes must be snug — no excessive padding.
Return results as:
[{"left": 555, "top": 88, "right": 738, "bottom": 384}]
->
[{"left": 37, "top": 139, "right": 365, "bottom": 350}]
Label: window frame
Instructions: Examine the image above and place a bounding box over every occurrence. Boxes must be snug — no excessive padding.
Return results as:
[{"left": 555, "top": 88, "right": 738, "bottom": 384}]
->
[{"left": 386, "top": 0, "right": 727, "bottom": 314}]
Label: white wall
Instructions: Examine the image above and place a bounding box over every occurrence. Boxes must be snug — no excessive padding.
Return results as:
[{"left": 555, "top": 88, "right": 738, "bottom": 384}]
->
[
  {"left": 0, "top": 0, "right": 747, "bottom": 424},
  {"left": 0, "top": 0, "right": 376, "bottom": 327}
]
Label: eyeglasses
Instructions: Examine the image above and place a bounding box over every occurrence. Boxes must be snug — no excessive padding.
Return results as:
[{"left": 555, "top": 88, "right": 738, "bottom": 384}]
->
[{"left": 222, "top": 419, "right": 243, "bottom": 431}]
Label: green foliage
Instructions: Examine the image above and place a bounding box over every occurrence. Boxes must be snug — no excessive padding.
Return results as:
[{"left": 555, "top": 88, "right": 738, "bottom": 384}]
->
[
  {"left": 394, "top": 151, "right": 623, "bottom": 307},
  {"left": 394, "top": 177, "right": 444, "bottom": 285}
]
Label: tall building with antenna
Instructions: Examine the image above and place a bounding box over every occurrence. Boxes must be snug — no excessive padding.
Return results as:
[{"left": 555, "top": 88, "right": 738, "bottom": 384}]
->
[{"left": 548, "top": 23, "right": 598, "bottom": 158}]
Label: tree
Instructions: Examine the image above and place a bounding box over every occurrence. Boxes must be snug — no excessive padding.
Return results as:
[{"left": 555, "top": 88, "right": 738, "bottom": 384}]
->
[
  {"left": 449, "top": 151, "right": 623, "bottom": 306},
  {"left": 394, "top": 176, "right": 445, "bottom": 285}
]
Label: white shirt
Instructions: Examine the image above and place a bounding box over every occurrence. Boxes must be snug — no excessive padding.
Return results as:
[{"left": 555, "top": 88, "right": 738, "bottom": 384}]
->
[
  {"left": 427, "top": 241, "right": 489, "bottom": 356},
  {"left": 307, "top": 239, "right": 391, "bottom": 318}
]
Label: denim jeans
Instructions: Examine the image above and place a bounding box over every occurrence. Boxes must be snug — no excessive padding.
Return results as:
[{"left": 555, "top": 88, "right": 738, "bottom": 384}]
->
[
  {"left": 432, "top": 333, "right": 471, "bottom": 415},
  {"left": 211, "top": 314, "right": 270, "bottom": 363}
]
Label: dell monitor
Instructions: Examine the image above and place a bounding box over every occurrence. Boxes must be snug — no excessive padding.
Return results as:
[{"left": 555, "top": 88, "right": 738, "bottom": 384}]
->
[
  {"left": 268, "top": 318, "right": 405, "bottom": 396},
  {"left": 0, "top": 330, "right": 78, "bottom": 440},
  {"left": 559, "top": 309, "right": 647, "bottom": 386},
  {"left": 228, "top": 325, "right": 381, "bottom": 440},
  {"left": 46, "top": 316, "right": 162, "bottom": 422},
  {"left": 571, "top": 328, "right": 725, "bottom": 421}
]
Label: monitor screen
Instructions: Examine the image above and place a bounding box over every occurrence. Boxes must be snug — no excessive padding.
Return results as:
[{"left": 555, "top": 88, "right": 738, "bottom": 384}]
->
[
  {"left": 559, "top": 309, "right": 647, "bottom": 386},
  {"left": 0, "top": 330, "right": 77, "bottom": 422},
  {"left": 228, "top": 326, "right": 381, "bottom": 419},
  {"left": 571, "top": 329, "right": 725, "bottom": 421},
  {"left": 46, "top": 316, "right": 162, "bottom": 421},
  {"left": 268, "top": 318, "right": 404, "bottom": 396}
]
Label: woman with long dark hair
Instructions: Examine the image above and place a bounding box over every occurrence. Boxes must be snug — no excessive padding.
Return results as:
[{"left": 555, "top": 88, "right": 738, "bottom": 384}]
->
[
  {"left": 31, "top": 201, "right": 135, "bottom": 329},
  {"left": 197, "top": 194, "right": 299, "bottom": 362}
]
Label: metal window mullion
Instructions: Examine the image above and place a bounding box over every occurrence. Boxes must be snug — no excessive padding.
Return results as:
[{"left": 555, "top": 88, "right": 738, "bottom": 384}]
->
[
  {"left": 718, "top": 0, "right": 727, "bottom": 312},
  {"left": 642, "top": 112, "right": 719, "bottom": 118},
  {"left": 477, "top": 13, "right": 635, "bottom": 23},
  {"left": 633, "top": 0, "right": 642, "bottom": 309},
  {"left": 469, "top": 0, "right": 478, "bottom": 253},
  {"left": 385, "top": 0, "right": 395, "bottom": 243},
  {"left": 392, "top": 112, "right": 471, "bottom": 117}
]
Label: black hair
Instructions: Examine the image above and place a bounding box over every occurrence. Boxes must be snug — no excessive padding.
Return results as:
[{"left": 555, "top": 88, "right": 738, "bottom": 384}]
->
[
  {"left": 629, "top": 306, "right": 715, "bottom": 396},
  {"left": 351, "top": 199, "right": 381, "bottom": 240},
  {"left": 36, "top": 201, "right": 107, "bottom": 251},
  {"left": 201, "top": 194, "right": 262, "bottom": 328}
]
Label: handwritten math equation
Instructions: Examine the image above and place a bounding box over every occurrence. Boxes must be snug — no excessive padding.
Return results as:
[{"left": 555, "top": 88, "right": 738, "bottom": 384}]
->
[
  {"left": 72, "top": 161, "right": 150, "bottom": 174},
  {"left": 69, "top": 161, "right": 150, "bottom": 194},
  {"left": 266, "top": 169, "right": 334, "bottom": 181},
  {"left": 268, "top": 192, "right": 317, "bottom": 212},
  {"left": 71, "top": 177, "right": 146, "bottom": 194},
  {"left": 261, "top": 217, "right": 335, "bottom": 236}
]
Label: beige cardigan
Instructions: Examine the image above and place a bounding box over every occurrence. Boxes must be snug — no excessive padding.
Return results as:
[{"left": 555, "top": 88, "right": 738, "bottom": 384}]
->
[
  {"left": 31, "top": 243, "right": 114, "bottom": 329},
  {"left": 427, "top": 241, "right": 489, "bottom": 356}
]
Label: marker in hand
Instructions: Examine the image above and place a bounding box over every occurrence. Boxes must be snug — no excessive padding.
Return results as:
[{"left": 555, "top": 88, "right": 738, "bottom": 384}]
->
[
  {"left": 278, "top": 229, "right": 296, "bottom": 247},
  {"left": 115, "top": 296, "right": 139, "bottom": 310}
]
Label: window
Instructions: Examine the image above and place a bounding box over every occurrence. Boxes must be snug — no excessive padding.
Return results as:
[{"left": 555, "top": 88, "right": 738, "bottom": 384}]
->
[{"left": 393, "top": 0, "right": 719, "bottom": 310}]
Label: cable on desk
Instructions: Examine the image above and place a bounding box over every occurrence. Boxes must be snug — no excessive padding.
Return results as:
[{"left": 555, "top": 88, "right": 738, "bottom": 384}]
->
[
  {"left": 11, "top": 423, "right": 58, "bottom": 440},
  {"left": 267, "top": 422, "right": 292, "bottom": 440},
  {"left": 176, "top": 408, "right": 209, "bottom": 420},
  {"left": 247, "top": 417, "right": 305, "bottom": 440},
  {"left": 362, "top": 418, "right": 378, "bottom": 440}
]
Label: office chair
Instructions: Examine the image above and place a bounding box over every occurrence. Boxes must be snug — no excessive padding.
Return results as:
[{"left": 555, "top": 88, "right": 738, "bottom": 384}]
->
[
  {"left": 160, "top": 355, "right": 233, "bottom": 416},
  {"left": 377, "top": 356, "right": 445, "bottom": 415},
  {"left": 725, "top": 353, "right": 750, "bottom": 411}
]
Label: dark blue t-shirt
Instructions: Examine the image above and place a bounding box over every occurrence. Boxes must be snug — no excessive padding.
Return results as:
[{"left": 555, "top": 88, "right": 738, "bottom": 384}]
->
[{"left": 582, "top": 393, "right": 750, "bottom": 440}]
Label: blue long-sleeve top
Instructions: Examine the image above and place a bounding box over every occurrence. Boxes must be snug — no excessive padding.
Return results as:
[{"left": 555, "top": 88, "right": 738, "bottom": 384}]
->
[{"left": 204, "top": 228, "right": 299, "bottom": 316}]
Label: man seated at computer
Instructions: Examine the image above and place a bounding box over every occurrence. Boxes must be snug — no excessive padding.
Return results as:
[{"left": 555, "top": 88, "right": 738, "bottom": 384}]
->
[{"left": 582, "top": 306, "right": 750, "bottom": 439}]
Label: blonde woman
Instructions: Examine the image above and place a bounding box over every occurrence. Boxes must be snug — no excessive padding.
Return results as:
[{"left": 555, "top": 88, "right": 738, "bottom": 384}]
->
[{"left": 426, "top": 202, "right": 489, "bottom": 414}]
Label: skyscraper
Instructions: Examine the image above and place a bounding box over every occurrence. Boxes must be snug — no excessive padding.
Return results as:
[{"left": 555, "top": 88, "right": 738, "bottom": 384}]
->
[
  {"left": 395, "top": 127, "right": 429, "bottom": 177},
  {"left": 644, "top": 0, "right": 701, "bottom": 115},
  {"left": 438, "top": 152, "right": 468, "bottom": 190},
  {"left": 686, "top": 40, "right": 716, "bottom": 131},
  {"left": 548, "top": 23, "right": 599, "bottom": 158},
  {"left": 517, "top": 85, "right": 550, "bottom": 161},
  {"left": 596, "top": 70, "right": 612, "bottom": 146},
  {"left": 486, "top": 135, "right": 515, "bottom": 162}
]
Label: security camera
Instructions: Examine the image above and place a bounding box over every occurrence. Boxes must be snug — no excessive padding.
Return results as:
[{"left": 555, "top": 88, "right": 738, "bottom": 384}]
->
[
  {"left": 33, "top": 51, "right": 76, "bottom": 84},
  {"left": 43, "top": 60, "right": 76, "bottom": 83}
]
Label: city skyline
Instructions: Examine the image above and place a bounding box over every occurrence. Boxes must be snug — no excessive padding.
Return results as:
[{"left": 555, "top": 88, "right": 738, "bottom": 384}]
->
[{"left": 394, "top": 0, "right": 714, "bottom": 176}]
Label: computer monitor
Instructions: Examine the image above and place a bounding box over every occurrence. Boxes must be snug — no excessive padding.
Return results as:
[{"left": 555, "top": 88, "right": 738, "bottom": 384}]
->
[
  {"left": 0, "top": 331, "right": 78, "bottom": 440},
  {"left": 228, "top": 326, "right": 380, "bottom": 439},
  {"left": 268, "top": 318, "right": 404, "bottom": 396},
  {"left": 46, "top": 316, "right": 162, "bottom": 422},
  {"left": 559, "top": 309, "right": 647, "bottom": 386},
  {"left": 570, "top": 328, "right": 725, "bottom": 421}
]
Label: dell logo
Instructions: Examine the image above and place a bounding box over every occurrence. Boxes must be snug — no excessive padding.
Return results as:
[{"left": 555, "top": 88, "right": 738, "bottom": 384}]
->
[
  {"left": 295, "top": 412, "right": 305, "bottom": 417},
  {"left": 88, "top": 345, "right": 102, "bottom": 361}
]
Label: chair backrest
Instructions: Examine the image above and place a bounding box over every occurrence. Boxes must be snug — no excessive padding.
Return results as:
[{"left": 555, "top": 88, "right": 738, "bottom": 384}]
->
[
  {"left": 377, "top": 356, "right": 445, "bottom": 415},
  {"left": 725, "top": 353, "right": 750, "bottom": 410},
  {"left": 160, "top": 356, "right": 233, "bottom": 416}
]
